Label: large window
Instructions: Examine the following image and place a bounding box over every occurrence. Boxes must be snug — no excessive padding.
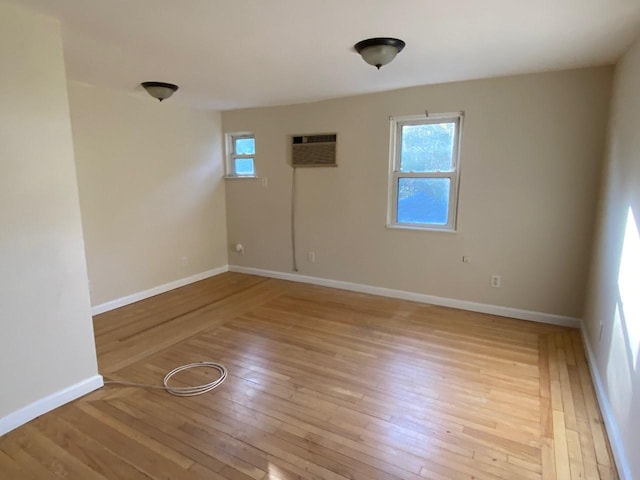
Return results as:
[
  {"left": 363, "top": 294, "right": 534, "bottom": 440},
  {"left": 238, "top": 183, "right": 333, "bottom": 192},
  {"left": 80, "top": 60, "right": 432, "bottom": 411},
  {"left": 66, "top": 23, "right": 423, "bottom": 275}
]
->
[
  {"left": 225, "top": 133, "right": 256, "bottom": 177},
  {"left": 387, "top": 113, "right": 463, "bottom": 231}
]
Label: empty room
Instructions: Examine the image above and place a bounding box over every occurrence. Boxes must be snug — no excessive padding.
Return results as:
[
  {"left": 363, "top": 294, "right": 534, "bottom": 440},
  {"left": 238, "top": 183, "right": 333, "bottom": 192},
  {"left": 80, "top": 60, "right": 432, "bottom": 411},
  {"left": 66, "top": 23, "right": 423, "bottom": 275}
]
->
[{"left": 1, "top": 0, "right": 639, "bottom": 479}]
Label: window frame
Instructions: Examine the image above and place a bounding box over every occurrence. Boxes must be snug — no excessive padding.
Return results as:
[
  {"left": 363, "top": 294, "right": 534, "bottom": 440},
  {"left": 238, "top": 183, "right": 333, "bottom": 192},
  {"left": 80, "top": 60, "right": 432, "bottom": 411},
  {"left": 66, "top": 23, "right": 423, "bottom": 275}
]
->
[
  {"left": 386, "top": 112, "right": 464, "bottom": 232},
  {"left": 225, "top": 132, "right": 256, "bottom": 178}
]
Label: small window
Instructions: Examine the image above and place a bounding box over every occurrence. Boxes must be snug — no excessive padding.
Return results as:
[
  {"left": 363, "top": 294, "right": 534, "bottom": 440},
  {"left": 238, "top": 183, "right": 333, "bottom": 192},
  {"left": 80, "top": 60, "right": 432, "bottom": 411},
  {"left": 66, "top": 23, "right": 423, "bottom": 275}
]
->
[
  {"left": 387, "top": 113, "right": 463, "bottom": 231},
  {"left": 225, "top": 133, "right": 256, "bottom": 177}
]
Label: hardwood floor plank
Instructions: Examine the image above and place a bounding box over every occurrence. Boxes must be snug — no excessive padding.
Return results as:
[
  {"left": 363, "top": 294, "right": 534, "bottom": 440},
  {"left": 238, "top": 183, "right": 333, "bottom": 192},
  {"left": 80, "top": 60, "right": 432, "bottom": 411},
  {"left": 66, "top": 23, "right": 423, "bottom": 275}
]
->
[
  {"left": 541, "top": 437, "right": 557, "bottom": 480},
  {"left": 567, "top": 428, "right": 586, "bottom": 480},
  {"left": 552, "top": 409, "right": 571, "bottom": 479},
  {"left": 1, "top": 424, "right": 107, "bottom": 479},
  {"left": 0, "top": 447, "right": 41, "bottom": 480},
  {"left": 557, "top": 346, "right": 578, "bottom": 431},
  {"left": 56, "top": 405, "right": 210, "bottom": 480},
  {"left": 33, "top": 414, "right": 156, "bottom": 479}
]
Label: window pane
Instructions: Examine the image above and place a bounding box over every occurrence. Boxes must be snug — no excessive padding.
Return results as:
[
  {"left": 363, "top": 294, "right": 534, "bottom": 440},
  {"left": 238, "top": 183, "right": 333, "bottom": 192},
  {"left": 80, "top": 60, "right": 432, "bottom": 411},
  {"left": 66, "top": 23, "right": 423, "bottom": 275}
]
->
[
  {"left": 235, "top": 137, "right": 255, "bottom": 155},
  {"left": 234, "top": 157, "right": 254, "bottom": 175},
  {"left": 397, "top": 178, "right": 450, "bottom": 225},
  {"left": 400, "top": 122, "right": 455, "bottom": 172}
]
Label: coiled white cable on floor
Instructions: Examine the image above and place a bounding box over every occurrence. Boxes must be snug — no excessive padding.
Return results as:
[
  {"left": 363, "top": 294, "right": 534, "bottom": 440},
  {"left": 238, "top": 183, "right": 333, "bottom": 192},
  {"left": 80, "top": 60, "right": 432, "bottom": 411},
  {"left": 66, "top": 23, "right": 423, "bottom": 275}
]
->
[{"left": 103, "top": 361, "right": 227, "bottom": 397}]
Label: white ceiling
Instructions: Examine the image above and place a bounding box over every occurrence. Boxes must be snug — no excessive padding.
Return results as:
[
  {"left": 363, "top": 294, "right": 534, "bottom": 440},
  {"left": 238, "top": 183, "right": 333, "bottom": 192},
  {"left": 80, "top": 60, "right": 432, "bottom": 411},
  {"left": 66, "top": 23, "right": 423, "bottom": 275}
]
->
[{"left": 14, "top": 0, "right": 640, "bottom": 110}]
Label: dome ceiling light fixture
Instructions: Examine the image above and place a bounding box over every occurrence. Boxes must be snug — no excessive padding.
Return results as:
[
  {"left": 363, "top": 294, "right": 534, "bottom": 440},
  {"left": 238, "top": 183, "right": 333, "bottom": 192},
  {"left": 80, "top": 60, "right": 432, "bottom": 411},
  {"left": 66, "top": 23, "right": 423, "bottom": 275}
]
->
[
  {"left": 141, "top": 81, "right": 179, "bottom": 101},
  {"left": 354, "top": 37, "right": 406, "bottom": 70}
]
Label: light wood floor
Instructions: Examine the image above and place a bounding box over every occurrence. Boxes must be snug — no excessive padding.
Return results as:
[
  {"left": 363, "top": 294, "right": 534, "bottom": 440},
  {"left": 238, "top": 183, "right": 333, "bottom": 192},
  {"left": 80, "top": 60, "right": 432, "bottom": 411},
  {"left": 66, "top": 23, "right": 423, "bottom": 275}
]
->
[{"left": 0, "top": 272, "right": 618, "bottom": 479}]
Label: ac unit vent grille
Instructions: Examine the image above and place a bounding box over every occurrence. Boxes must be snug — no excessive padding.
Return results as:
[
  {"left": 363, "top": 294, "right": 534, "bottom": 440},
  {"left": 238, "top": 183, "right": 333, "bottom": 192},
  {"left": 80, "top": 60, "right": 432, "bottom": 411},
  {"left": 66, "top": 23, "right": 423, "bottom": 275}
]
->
[
  {"left": 291, "top": 134, "right": 337, "bottom": 167},
  {"left": 292, "top": 134, "right": 336, "bottom": 144}
]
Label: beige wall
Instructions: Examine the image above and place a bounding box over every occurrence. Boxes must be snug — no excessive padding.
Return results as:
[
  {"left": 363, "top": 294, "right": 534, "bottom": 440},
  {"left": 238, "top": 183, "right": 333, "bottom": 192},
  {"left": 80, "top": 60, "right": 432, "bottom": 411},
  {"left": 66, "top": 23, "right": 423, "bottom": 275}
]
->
[
  {"left": 68, "top": 82, "right": 228, "bottom": 306},
  {"left": 0, "top": 3, "right": 98, "bottom": 418},
  {"left": 223, "top": 67, "right": 612, "bottom": 318},
  {"left": 584, "top": 35, "right": 640, "bottom": 479}
]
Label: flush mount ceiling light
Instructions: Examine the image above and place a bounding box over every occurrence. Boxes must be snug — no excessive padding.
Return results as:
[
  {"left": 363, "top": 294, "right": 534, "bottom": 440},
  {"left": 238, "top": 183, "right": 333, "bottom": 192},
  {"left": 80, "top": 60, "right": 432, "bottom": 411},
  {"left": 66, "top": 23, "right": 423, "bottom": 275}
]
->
[
  {"left": 354, "top": 37, "right": 406, "bottom": 69},
  {"left": 141, "top": 81, "right": 179, "bottom": 101}
]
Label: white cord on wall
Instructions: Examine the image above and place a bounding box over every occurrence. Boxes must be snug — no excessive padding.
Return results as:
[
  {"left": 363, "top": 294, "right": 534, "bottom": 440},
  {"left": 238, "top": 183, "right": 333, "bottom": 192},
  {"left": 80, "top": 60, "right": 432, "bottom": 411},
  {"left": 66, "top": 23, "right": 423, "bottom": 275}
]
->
[
  {"left": 291, "top": 166, "right": 298, "bottom": 272},
  {"left": 103, "top": 361, "right": 227, "bottom": 397}
]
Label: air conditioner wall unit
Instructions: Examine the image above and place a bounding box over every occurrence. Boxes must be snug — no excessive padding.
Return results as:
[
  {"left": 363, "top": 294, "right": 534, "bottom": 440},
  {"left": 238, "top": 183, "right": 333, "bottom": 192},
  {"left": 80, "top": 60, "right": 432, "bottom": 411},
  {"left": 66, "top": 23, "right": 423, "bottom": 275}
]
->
[{"left": 291, "top": 133, "right": 337, "bottom": 167}]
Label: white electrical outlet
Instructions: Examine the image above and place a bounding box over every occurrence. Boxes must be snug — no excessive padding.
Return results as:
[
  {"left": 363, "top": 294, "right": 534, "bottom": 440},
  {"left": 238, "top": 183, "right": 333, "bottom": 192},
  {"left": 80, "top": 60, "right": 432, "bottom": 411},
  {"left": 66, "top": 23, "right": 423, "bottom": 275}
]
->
[
  {"left": 490, "top": 275, "right": 501, "bottom": 288},
  {"left": 181, "top": 256, "right": 189, "bottom": 266},
  {"left": 308, "top": 251, "right": 315, "bottom": 263},
  {"left": 235, "top": 243, "right": 244, "bottom": 255}
]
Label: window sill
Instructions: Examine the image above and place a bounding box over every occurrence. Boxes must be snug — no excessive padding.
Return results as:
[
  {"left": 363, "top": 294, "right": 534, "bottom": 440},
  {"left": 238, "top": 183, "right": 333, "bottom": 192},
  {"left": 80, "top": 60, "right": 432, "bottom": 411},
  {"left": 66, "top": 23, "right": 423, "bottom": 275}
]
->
[
  {"left": 385, "top": 223, "right": 457, "bottom": 233},
  {"left": 224, "top": 175, "right": 258, "bottom": 180}
]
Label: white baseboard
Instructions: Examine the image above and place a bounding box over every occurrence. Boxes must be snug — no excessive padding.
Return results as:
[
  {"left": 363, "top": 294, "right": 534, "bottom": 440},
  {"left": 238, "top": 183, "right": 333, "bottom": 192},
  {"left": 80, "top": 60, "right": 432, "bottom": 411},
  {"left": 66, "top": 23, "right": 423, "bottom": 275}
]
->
[
  {"left": 0, "top": 375, "right": 103, "bottom": 436},
  {"left": 91, "top": 265, "right": 229, "bottom": 315},
  {"left": 580, "top": 327, "right": 632, "bottom": 480},
  {"left": 228, "top": 265, "right": 581, "bottom": 328}
]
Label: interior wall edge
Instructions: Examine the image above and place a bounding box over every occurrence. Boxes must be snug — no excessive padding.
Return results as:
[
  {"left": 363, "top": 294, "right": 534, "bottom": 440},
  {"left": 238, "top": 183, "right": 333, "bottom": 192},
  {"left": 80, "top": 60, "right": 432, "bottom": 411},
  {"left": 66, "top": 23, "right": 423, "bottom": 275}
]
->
[
  {"left": 229, "top": 265, "right": 581, "bottom": 328},
  {"left": 0, "top": 375, "right": 103, "bottom": 436},
  {"left": 91, "top": 265, "right": 230, "bottom": 316},
  {"left": 580, "top": 327, "right": 632, "bottom": 480}
]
